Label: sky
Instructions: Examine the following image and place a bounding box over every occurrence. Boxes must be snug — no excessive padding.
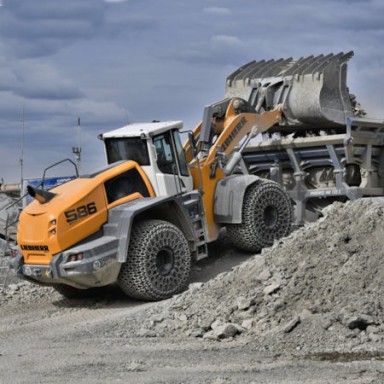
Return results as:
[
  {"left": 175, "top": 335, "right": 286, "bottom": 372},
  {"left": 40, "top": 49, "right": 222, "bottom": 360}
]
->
[{"left": 0, "top": 0, "right": 383, "bottom": 184}]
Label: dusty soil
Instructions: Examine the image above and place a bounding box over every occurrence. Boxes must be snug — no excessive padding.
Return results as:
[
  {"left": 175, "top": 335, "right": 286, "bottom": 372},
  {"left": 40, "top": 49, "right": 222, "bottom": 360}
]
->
[{"left": 1, "top": 199, "right": 384, "bottom": 383}]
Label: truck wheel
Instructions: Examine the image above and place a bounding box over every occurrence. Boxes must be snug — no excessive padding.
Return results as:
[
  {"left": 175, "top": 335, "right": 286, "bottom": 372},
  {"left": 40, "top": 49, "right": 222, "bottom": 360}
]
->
[
  {"left": 227, "top": 180, "right": 292, "bottom": 252},
  {"left": 118, "top": 219, "right": 191, "bottom": 301}
]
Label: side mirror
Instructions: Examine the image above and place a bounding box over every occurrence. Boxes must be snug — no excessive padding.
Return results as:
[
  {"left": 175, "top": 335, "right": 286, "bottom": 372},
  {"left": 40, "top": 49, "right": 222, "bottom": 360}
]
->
[{"left": 188, "top": 133, "right": 197, "bottom": 157}]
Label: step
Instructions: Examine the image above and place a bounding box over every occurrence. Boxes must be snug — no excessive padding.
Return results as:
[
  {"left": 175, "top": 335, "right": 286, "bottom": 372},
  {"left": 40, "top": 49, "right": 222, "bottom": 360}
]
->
[
  {"left": 196, "top": 244, "right": 208, "bottom": 261},
  {"left": 183, "top": 198, "right": 200, "bottom": 208}
]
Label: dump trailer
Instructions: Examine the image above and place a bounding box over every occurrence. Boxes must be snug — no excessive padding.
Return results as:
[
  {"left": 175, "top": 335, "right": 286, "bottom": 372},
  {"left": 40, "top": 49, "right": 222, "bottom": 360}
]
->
[
  {"left": 13, "top": 101, "right": 293, "bottom": 300},
  {"left": 226, "top": 51, "right": 384, "bottom": 224}
]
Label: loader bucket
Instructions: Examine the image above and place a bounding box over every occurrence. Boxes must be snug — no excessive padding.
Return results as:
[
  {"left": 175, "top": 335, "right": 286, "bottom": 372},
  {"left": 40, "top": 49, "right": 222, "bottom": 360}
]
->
[{"left": 226, "top": 51, "right": 358, "bottom": 128}]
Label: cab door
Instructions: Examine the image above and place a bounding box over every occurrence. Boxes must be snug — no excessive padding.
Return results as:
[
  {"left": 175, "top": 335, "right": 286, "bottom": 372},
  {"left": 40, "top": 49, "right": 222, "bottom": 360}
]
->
[{"left": 153, "top": 131, "right": 193, "bottom": 196}]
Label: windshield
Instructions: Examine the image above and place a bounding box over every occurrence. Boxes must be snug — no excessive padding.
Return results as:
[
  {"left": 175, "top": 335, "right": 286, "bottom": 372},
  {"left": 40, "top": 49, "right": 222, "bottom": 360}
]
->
[{"left": 104, "top": 138, "right": 150, "bottom": 165}]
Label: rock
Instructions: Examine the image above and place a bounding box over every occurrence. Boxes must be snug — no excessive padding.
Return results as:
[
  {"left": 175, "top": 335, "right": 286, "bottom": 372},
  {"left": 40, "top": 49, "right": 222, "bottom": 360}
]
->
[
  {"left": 256, "top": 268, "right": 271, "bottom": 282},
  {"left": 232, "top": 323, "right": 246, "bottom": 334},
  {"left": 190, "top": 328, "right": 204, "bottom": 338},
  {"left": 368, "top": 333, "right": 383, "bottom": 342},
  {"left": 203, "top": 330, "right": 219, "bottom": 341},
  {"left": 366, "top": 325, "right": 379, "bottom": 335},
  {"left": 241, "top": 319, "right": 256, "bottom": 330},
  {"left": 151, "top": 314, "right": 165, "bottom": 323},
  {"left": 299, "top": 308, "right": 313, "bottom": 320},
  {"left": 7, "top": 283, "right": 19, "bottom": 292},
  {"left": 189, "top": 282, "right": 203, "bottom": 295},
  {"left": 344, "top": 314, "right": 375, "bottom": 330},
  {"left": 210, "top": 323, "right": 239, "bottom": 339},
  {"left": 236, "top": 297, "right": 254, "bottom": 311},
  {"left": 211, "top": 318, "right": 225, "bottom": 330},
  {"left": 231, "top": 309, "right": 255, "bottom": 323},
  {"left": 263, "top": 283, "right": 281, "bottom": 295},
  {"left": 178, "top": 314, "right": 188, "bottom": 322},
  {"left": 199, "top": 318, "right": 213, "bottom": 331},
  {"left": 320, "top": 317, "right": 333, "bottom": 330},
  {"left": 282, "top": 316, "right": 300, "bottom": 333}
]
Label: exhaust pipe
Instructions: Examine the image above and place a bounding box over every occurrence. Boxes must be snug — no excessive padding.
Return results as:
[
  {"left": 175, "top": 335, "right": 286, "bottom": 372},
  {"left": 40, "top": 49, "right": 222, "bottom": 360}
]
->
[{"left": 27, "top": 186, "right": 56, "bottom": 204}]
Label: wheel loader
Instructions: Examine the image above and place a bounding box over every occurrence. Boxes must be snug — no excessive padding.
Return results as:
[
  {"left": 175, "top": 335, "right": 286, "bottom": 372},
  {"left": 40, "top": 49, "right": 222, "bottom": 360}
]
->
[
  {"left": 13, "top": 97, "right": 293, "bottom": 300},
  {"left": 13, "top": 50, "right": 376, "bottom": 301}
]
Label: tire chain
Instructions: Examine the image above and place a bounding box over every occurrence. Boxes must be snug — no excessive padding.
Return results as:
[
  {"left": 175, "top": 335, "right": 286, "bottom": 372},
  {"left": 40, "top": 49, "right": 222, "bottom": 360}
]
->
[
  {"left": 227, "top": 180, "right": 292, "bottom": 252},
  {"left": 118, "top": 220, "right": 191, "bottom": 301}
]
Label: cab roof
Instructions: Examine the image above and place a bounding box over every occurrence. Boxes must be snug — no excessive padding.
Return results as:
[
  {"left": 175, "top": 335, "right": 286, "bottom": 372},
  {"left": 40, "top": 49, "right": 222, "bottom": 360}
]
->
[{"left": 99, "top": 121, "right": 183, "bottom": 140}]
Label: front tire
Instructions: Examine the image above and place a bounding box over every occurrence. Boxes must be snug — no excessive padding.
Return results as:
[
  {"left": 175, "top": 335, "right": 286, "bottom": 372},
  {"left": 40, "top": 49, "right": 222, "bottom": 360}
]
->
[
  {"left": 118, "top": 220, "right": 191, "bottom": 301},
  {"left": 227, "top": 180, "right": 292, "bottom": 252}
]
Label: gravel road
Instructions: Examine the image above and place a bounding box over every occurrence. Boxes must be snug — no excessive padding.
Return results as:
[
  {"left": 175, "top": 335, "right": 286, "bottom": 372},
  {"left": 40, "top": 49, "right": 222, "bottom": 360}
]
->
[{"left": 1, "top": 285, "right": 383, "bottom": 384}]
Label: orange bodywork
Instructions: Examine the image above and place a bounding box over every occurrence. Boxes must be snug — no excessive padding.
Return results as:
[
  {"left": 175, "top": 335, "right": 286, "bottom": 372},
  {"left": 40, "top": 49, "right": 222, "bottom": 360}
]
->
[
  {"left": 17, "top": 161, "right": 155, "bottom": 265},
  {"left": 184, "top": 100, "right": 282, "bottom": 241}
]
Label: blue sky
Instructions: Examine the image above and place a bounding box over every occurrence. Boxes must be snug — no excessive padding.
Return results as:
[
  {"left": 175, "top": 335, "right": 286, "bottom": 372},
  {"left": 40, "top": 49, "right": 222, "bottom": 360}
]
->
[{"left": 0, "top": 0, "right": 383, "bottom": 183}]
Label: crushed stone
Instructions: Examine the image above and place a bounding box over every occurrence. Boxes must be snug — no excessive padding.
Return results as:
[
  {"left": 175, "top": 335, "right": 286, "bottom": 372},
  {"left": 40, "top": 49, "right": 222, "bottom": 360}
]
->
[
  {"left": 106, "top": 199, "right": 384, "bottom": 351},
  {"left": 3, "top": 199, "right": 384, "bottom": 353}
]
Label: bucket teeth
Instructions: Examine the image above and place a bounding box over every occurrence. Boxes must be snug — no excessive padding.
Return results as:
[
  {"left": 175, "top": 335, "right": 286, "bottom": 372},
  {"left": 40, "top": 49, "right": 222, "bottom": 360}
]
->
[{"left": 226, "top": 51, "right": 357, "bottom": 128}]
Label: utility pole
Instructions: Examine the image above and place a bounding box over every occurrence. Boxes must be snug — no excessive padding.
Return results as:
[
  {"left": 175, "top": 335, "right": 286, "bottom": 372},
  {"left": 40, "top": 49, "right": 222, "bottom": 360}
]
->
[{"left": 72, "top": 117, "right": 81, "bottom": 173}]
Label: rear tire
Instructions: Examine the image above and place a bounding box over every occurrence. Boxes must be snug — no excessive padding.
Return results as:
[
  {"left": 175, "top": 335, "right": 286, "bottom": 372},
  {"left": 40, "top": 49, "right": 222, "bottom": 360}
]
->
[
  {"left": 118, "top": 220, "right": 191, "bottom": 301},
  {"left": 227, "top": 180, "right": 292, "bottom": 252}
]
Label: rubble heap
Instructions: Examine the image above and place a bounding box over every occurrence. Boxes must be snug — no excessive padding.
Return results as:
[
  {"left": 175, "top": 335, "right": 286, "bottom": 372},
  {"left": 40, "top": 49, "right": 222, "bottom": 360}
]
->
[
  {"left": 3, "top": 199, "right": 384, "bottom": 352},
  {"left": 116, "top": 199, "right": 384, "bottom": 351}
]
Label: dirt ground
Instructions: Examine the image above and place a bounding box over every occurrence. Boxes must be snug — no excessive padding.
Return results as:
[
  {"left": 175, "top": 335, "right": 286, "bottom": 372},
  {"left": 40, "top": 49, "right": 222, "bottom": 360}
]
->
[{"left": 1, "top": 200, "right": 384, "bottom": 383}]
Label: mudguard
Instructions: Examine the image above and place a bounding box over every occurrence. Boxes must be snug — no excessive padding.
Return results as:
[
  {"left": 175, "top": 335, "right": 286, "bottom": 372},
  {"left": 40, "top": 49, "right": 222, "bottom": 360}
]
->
[
  {"left": 213, "top": 174, "right": 261, "bottom": 224},
  {"left": 106, "top": 195, "right": 195, "bottom": 263}
]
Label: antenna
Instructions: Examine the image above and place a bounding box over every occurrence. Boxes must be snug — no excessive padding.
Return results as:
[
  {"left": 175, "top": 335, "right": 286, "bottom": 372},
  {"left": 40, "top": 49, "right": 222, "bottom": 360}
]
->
[
  {"left": 20, "top": 104, "right": 25, "bottom": 194},
  {"left": 72, "top": 117, "right": 81, "bottom": 173}
]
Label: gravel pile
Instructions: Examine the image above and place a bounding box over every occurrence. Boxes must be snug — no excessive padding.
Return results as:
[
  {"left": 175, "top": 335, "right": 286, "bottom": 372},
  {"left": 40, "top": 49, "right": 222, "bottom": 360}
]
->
[
  {"left": 109, "top": 199, "right": 384, "bottom": 351},
  {"left": 3, "top": 199, "right": 384, "bottom": 353}
]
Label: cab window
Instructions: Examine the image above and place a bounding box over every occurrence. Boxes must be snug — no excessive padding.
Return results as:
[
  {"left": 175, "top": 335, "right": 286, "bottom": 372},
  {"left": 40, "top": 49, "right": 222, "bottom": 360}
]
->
[
  {"left": 153, "top": 133, "right": 177, "bottom": 174},
  {"left": 172, "top": 131, "right": 189, "bottom": 177}
]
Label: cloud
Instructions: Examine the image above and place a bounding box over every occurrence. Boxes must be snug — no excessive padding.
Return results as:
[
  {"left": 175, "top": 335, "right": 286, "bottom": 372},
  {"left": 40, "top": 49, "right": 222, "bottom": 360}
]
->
[
  {"left": 4, "top": 0, "right": 104, "bottom": 21},
  {"left": 3, "top": 60, "right": 84, "bottom": 101},
  {"left": 0, "top": 87, "right": 129, "bottom": 181},
  {"left": 210, "top": 35, "right": 243, "bottom": 48},
  {"left": 203, "top": 7, "right": 231, "bottom": 15},
  {"left": 174, "top": 34, "right": 245, "bottom": 65},
  {"left": 0, "top": 0, "right": 106, "bottom": 58},
  {"left": 0, "top": 0, "right": 383, "bottom": 183}
]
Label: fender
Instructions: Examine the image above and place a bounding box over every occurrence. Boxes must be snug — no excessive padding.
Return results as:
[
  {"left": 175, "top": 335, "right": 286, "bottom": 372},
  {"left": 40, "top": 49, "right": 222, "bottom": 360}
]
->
[
  {"left": 213, "top": 174, "right": 262, "bottom": 224},
  {"left": 106, "top": 195, "right": 196, "bottom": 263}
]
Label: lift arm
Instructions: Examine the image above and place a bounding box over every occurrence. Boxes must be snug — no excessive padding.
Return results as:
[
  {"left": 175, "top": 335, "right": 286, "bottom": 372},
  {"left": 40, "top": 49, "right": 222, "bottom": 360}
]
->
[
  {"left": 183, "top": 97, "right": 282, "bottom": 242},
  {"left": 185, "top": 97, "right": 282, "bottom": 181}
]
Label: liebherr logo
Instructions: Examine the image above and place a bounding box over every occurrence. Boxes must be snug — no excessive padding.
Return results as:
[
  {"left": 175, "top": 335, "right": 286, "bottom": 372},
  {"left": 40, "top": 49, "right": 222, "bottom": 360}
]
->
[
  {"left": 221, "top": 117, "right": 247, "bottom": 151},
  {"left": 20, "top": 245, "right": 49, "bottom": 252}
]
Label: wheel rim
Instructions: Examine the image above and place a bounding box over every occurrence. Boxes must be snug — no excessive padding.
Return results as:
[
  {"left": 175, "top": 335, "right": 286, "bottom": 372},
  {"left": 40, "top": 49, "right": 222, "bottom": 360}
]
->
[
  {"left": 156, "top": 246, "right": 175, "bottom": 276},
  {"left": 263, "top": 205, "right": 278, "bottom": 228}
]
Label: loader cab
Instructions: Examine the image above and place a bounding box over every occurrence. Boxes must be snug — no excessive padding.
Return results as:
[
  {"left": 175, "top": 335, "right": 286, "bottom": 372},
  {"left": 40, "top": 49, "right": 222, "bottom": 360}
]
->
[{"left": 100, "top": 121, "right": 193, "bottom": 196}]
